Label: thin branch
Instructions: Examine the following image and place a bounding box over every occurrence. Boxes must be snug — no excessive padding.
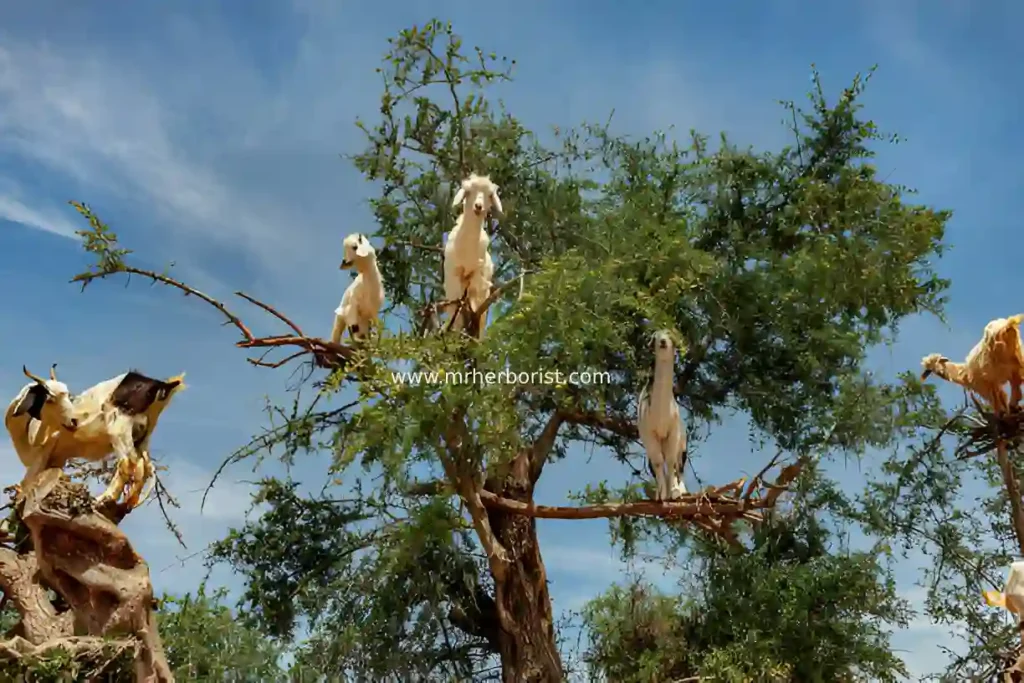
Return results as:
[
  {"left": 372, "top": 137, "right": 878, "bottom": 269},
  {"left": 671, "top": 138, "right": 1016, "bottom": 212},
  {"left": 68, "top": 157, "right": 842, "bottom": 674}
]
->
[
  {"left": 234, "top": 291, "right": 304, "bottom": 337},
  {"left": 72, "top": 264, "right": 357, "bottom": 370},
  {"left": 71, "top": 267, "right": 254, "bottom": 342},
  {"left": 561, "top": 410, "right": 639, "bottom": 440},
  {"left": 528, "top": 411, "right": 566, "bottom": 484},
  {"left": 470, "top": 271, "right": 534, "bottom": 327}
]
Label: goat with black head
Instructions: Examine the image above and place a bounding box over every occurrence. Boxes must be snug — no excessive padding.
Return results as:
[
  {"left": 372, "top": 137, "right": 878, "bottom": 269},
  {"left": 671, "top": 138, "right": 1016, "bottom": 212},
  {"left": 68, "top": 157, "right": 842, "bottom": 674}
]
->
[{"left": 5, "top": 364, "right": 81, "bottom": 496}]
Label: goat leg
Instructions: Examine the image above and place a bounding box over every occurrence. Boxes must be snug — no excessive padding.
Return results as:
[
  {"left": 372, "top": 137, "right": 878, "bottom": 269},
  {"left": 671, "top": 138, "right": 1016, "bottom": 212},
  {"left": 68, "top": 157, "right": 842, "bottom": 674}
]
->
[
  {"left": 125, "top": 450, "right": 154, "bottom": 509},
  {"left": 640, "top": 435, "right": 666, "bottom": 502},
  {"left": 95, "top": 455, "right": 133, "bottom": 506}
]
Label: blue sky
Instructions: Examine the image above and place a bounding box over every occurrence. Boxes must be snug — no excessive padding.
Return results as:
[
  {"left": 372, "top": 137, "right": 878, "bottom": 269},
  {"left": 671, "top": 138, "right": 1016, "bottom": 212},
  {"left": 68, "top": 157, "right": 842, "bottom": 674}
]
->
[{"left": 1, "top": 0, "right": 1021, "bottom": 678}]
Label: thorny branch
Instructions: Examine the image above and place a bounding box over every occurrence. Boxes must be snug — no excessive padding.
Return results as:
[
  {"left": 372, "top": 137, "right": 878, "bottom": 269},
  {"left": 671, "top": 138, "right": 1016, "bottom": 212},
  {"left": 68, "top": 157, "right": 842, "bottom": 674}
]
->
[{"left": 72, "top": 265, "right": 358, "bottom": 370}]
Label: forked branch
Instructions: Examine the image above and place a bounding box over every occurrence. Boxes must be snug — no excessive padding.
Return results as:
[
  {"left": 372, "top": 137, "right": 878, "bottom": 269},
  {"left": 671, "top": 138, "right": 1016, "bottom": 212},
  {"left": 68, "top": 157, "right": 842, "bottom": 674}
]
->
[{"left": 71, "top": 264, "right": 358, "bottom": 370}]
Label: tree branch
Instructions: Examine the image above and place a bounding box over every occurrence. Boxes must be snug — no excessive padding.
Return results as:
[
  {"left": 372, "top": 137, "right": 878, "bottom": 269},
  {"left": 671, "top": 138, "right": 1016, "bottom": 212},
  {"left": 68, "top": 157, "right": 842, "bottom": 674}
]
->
[
  {"left": 0, "top": 548, "right": 73, "bottom": 644},
  {"left": 561, "top": 410, "right": 639, "bottom": 440},
  {"left": 72, "top": 266, "right": 255, "bottom": 342},
  {"left": 72, "top": 264, "right": 358, "bottom": 370},
  {"left": 478, "top": 464, "right": 801, "bottom": 527},
  {"left": 528, "top": 411, "right": 566, "bottom": 484},
  {"left": 439, "top": 412, "right": 510, "bottom": 581}
]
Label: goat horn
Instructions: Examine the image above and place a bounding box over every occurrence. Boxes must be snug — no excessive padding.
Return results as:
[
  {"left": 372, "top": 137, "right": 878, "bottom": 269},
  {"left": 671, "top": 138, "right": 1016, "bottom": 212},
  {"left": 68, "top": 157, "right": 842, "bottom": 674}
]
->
[
  {"left": 23, "top": 365, "right": 46, "bottom": 385},
  {"left": 49, "top": 364, "right": 58, "bottom": 381}
]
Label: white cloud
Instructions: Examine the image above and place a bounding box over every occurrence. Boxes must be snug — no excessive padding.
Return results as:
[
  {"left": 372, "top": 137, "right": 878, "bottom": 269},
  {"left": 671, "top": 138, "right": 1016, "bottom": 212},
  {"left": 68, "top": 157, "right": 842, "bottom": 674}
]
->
[
  {"left": 0, "top": 194, "right": 78, "bottom": 239},
  {"left": 0, "top": 39, "right": 311, "bottom": 273}
]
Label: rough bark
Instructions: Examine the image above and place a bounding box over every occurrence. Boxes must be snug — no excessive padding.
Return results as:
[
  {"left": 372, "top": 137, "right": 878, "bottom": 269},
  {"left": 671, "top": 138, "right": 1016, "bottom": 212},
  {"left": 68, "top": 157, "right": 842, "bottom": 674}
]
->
[
  {"left": 0, "top": 468, "right": 173, "bottom": 682},
  {"left": 486, "top": 453, "right": 563, "bottom": 683},
  {"left": 0, "top": 547, "right": 74, "bottom": 643}
]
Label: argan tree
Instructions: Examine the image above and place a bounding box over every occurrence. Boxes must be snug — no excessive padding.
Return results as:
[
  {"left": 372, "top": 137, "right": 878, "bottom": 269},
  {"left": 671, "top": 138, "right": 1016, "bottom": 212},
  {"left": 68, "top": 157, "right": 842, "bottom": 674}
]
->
[{"left": 67, "top": 20, "right": 950, "bottom": 681}]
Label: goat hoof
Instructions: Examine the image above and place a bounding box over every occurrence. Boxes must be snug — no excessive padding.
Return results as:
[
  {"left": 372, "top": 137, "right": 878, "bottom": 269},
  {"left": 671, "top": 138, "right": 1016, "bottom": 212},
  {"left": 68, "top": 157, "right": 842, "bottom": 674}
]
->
[{"left": 93, "top": 494, "right": 116, "bottom": 508}]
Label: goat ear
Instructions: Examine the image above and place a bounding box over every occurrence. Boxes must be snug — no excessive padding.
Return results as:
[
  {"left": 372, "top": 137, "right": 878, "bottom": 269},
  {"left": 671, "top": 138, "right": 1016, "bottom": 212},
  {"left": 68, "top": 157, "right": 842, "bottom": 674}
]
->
[
  {"left": 12, "top": 386, "right": 46, "bottom": 419},
  {"left": 355, "top": 240, "right": 372, "bottom": 258},
  {"left": 452, "top": 188, "right": 465, "bottom": 208},
  {"left": 11, "top": 393, "right": 33, "bottom": 417},
  {"left": 489, "top": 189, "right": 503, "bottom": 216}
]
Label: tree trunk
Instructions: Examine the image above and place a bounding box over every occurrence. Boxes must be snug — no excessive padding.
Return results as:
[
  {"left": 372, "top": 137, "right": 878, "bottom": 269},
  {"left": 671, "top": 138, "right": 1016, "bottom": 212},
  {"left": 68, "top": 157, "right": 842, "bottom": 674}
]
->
[
  {"left": 486, "top": 458, "right": 563, "bottom": 683},
  {"left": 16, "top": 469, "right": 174, "bottom": 682}
]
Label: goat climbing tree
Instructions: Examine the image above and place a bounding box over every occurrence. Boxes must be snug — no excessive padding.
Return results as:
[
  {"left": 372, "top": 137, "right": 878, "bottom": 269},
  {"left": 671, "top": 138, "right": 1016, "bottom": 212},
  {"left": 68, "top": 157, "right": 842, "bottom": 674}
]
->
[{"left": 64, "top": 20, "right": 949, "bottom": 682}]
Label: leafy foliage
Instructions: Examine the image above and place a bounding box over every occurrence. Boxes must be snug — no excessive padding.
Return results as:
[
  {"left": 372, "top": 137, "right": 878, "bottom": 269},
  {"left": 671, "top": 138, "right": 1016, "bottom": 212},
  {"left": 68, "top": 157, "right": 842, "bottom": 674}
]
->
[
  {"left": 157, "top": 586, "right": 286, "bottom": 681},
  {"left": 0, "top": 602, "right": 16, "bottom": 637},
  {"left": 584, "top": 504, "right": 910, "bottom": 682},
  {"left": 856, "top": 391, "right": 1024, "bottom": 679}
]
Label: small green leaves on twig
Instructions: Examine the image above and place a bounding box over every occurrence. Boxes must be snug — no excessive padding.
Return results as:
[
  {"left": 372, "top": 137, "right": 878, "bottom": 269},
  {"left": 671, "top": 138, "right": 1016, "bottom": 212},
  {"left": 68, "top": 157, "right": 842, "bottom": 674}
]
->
[{"left": 68, "top": 200, "right": 133, "bottom": 289}]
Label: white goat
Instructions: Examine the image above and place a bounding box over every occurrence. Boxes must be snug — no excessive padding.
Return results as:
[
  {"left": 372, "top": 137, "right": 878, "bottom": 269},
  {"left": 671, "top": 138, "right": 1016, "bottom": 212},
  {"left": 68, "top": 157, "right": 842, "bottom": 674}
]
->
[
  {"left": 331, "top": 233, "right": 384, "bottom": 344},
  {"left": 45, "top": 368, "right": 186, "bottom": 509},
  {"left": 637, "top": 331, "right": 688, "bottom": 501},
  {"left": 443, "top": 173, "right": 500, "bottom": 335},
  {"left": 5, "top": 365, "right": 80, "bottom": 494}
]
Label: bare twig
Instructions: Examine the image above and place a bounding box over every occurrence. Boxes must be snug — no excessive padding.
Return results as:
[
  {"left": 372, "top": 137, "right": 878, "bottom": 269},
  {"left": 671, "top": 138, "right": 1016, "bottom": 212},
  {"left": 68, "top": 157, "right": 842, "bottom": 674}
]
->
[
  {"left": 72, "top": 265, "right": 357, "bottom": 370},
  {"left": 72, "top": 266, "right": 255, "bottom": 342},
  {"left": 235, "top": 291, "right": 305, "bottom": 337}
]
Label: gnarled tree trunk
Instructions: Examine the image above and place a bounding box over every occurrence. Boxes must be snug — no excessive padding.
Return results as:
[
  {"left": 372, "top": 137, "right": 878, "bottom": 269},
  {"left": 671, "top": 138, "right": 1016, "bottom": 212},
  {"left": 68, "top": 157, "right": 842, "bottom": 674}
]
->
[
  {"left": 486, "top": 453, "right": 563, "bottom": 683},
  {"left": 0, "top": 469, "right": 173, "bottom": 682}
]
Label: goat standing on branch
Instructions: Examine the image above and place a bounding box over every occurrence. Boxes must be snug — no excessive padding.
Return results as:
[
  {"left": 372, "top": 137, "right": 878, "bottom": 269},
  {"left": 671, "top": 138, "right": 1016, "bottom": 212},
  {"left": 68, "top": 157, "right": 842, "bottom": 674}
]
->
[
  {"left": 5, "top": 365, "right": 80, "bottom": 496},
  {"left": 331, "top": 233, "right": 384, "bottom": 344},
  {"left": 443, "top": 174, "right": 500, "bottom": 338},
  {"left": 921, "top": 313, "right": 1024, "bottom": 415},
  {"left": 14, "top": 367, "right": 186, "bottom": 510},
  {"left": 638, "top": 330, "right": 688, "bottom": 501}
]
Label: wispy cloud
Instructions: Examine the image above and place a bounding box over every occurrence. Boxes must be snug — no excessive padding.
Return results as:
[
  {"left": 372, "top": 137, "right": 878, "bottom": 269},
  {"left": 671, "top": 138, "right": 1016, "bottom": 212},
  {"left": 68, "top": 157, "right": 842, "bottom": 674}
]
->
[
  {"left": 0, "top": 194, "right": 78, "bottom": 239},
  {"left": 0, "top": 39, "right": 311, "bottom": 274}
]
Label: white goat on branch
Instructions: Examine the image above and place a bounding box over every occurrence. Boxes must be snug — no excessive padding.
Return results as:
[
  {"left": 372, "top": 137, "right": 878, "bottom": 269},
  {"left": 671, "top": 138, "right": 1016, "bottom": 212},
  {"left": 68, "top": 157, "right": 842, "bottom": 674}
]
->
[
  {"left": 443, "top": 173, "right": 500, "bottom": 336},
  {"left": 638, "top": 330, "right": 688, "bottom": 501},
  {"left": 331, "top": 232, "right": 384, "bottom": 343}
]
